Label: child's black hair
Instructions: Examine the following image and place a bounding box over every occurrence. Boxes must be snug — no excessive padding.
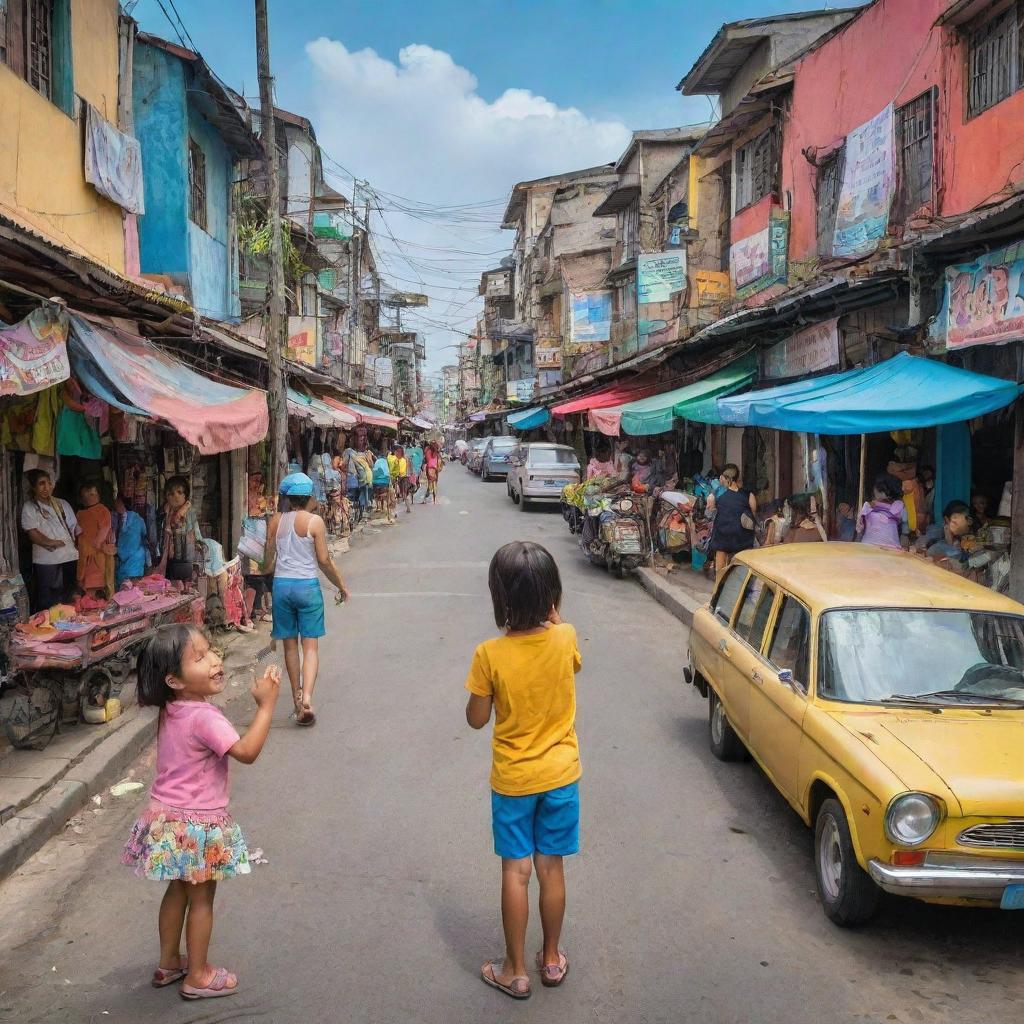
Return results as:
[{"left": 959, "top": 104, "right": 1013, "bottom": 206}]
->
[
  {"left": 136, "top": 623, "right": 204, "bottom": 707},
  {"left": 873, "top": 473, "right": 903, "bottom": 502},
  {"left": 488, "top": 540, "right": 562, "bottom": 631}
]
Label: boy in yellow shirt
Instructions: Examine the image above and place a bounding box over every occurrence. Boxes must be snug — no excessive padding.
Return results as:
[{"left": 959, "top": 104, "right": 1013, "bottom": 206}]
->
[{"left": 465, "top": 540, "right": 582, "bottom": 1000}]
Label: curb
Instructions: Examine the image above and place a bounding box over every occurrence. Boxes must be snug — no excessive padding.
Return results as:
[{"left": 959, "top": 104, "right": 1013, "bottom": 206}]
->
[
  {"left": 635, "top": 567, "right": 705, "bottom": 627},
  {"left": 0, "top": 708, "right": 157, "bottom": 882}
]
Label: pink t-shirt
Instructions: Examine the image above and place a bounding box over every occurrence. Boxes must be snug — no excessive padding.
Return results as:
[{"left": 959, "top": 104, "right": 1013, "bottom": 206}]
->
[{"left": 150, "top": 701, "right": 240, "bottom": 811}]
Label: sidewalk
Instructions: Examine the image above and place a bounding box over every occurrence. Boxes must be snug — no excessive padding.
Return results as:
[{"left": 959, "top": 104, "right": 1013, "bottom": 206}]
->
[
  {"left": 635, "top": 558, "right": 714, "bottom": 627},
  {"left": 0, "top": 514, "right": 376, "bottom": 883}
]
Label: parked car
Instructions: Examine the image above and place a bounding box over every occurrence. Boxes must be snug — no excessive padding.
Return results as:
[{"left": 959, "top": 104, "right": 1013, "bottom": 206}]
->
[
  {"left": 686, "top": 543, "right": 1024, "bottom": 927},
  {"left": 480, "top": 436, "right": 518, "bottom": 481},
  {"left": 507, "top": 443, "right": 580, "bottom": 510},
  {"left": 466, "top": 438, "right": 489, "bottom": 474}
]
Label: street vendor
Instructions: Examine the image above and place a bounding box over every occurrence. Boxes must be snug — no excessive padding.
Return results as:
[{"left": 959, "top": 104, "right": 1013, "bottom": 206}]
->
[
  {"left": 21, "top": 468, "right": 79, "bottom": 612},
  {"left": 587, "top": 444, "right": 616, "bottom": 480},
  {"left": 157, "top": 475, "right": 204, "bottom": 583},
  {"left": 923, "top": 500, "right": 973, "bottom": 569},
  {"left": 76, "top": 481, "right": 115, "bottom": 597}
]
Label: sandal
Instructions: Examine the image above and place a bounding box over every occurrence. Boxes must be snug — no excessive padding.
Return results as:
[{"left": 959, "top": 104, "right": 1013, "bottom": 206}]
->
[
  {"left": 536, "top": 950, "right": 569, "bottom": 987},
  {"left": 296, "top": 707, "right": 316, "bottom": 727},
  {"left": 152, "top": 956, "right": 188, "bottom": 988},
  {"left": 481, "top": 959, "right": 530, "bottom": 1000},
  {"left": 180, "top": 965, "right": 237, "bottom": 1000}
]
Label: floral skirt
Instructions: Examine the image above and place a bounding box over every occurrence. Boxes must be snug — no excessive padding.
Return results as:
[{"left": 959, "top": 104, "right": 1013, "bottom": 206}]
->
[{"left": 122, "top": 801, "right": 250, "bottom": 884}]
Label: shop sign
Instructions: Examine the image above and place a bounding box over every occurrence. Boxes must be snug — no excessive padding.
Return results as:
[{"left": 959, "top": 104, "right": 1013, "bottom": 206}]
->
[
  {"left": 730, "top": 209, "right": 789, "bottom": 299},
  {"left": 763, "top": 317, "right": 840, "bottom": 380},
  {"left": 0, "top": 305, "right": 70, "bottom": 396},
  {"left": 832, "top": 104, "right": 894, "bottom": 258},
  {"left": 694, "top": 270, "right": 730, "bottom": 306},
  {"left": 375, "top": 356, "right": 393, "bottom": 389},
  {"left": 534, "top": 342, "right": 562, "bottom": 369},
  {"left": 485, "top": 270, "right": 512, "bottom": 298},
  {"left": 569, "top": 291, "right": 612, "bottom": 344},
  {"left": 506, "top": 378, "right": 534, "bottom": 402},
  {"left": 637, "top": 251, "right": 687, "bottom": 304},
  {"left": 287, "top": 318, "right": 317, "bottom": 366},
  {"left": 932, "top": 241, "right": 1024, "bottom": 350}
]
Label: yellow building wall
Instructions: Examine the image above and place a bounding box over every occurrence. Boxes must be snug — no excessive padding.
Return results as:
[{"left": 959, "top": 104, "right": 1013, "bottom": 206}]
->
[{"left": 0, "top": 0, "right": 125, "bottom": 273}]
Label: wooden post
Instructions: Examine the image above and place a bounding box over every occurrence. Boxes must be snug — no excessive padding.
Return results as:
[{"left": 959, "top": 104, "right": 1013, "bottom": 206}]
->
[
  {"left": 1010, "top": 398, "right": 1024, "bottom": 602},
  {"left": 857, "top": 433, "right": 867, "bottom": 512}
]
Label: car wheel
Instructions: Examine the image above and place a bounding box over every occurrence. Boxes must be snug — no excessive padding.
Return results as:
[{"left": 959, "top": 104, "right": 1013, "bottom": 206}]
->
[
  {"left": 814, "top": 798, "right": 881, "bottom": 927},
  {"left": 708, "top": 690, "right": 745, "bottom": 762},
  {"left": 519, "top": 494, "right": 530, "bottom": 512},
  {"left": 511, "top": 487, "right": 521, "bottom": 505}
]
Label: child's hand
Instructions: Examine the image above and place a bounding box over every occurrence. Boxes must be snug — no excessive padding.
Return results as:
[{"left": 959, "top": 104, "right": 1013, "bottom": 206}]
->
[{"left": 251, "top": 665, "right": 282, "bottom": 707}]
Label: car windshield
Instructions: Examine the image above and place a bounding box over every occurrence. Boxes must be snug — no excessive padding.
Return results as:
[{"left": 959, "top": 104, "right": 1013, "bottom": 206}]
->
[
  {"left": 471, "top": 440, "right": 488, "bottom": 451},
  {"left": 528, "top": 448, "right": 576, "bottom": 467},
  {"left": 490, "top": 438, "right": 516, "bottom": 450},
  {"left": 819, "top": 609, "right": 1024, "bottom": 705}
]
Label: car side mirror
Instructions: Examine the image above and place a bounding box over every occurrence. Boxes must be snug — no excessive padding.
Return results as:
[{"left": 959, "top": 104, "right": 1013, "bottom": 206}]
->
[{"left": 778, "top": 669, "right": 794, "bottom": 687}]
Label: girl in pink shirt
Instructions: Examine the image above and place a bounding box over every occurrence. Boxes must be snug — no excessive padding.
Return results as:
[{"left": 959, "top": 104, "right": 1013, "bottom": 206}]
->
[{"left": 122, "top": 624, "right": 281, "bottom": 1000}]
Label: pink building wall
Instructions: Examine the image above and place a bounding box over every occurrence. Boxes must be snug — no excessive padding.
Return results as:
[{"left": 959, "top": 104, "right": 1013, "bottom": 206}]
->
[{"left": 781, "top": 0, "right": 1024, "bottom": 267}]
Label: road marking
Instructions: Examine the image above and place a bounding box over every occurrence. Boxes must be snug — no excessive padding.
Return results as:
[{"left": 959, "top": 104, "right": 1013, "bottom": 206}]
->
[{"left": 350, "top": 591, "right": 478, "bottom": 598}]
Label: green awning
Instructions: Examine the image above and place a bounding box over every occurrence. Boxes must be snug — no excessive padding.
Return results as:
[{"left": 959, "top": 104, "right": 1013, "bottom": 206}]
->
[{"left": 617, "top": 355, "right": 757, "bottom": 435}]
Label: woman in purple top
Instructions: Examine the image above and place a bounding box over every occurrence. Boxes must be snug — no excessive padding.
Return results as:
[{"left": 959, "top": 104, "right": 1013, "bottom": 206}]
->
[{"left": 856, "top": 474, "right": 907, "bottom": 550}]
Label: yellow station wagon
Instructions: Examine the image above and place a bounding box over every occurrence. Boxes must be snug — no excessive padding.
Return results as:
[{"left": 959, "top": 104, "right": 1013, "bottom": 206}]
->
[{"left": 685, "top": 543, "right": 1024, "bottom": 926}]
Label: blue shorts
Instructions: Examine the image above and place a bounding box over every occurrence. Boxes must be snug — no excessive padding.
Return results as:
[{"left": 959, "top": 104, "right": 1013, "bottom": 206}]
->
[
  {"left": 491, "top": 781, "right": 580, "bottom": 860},
  {"left": 271, "top": 578, "right": 325, "bottom": 640}
]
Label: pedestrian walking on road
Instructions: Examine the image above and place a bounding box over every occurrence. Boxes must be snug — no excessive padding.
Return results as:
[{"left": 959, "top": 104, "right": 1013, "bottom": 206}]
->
[
  {"left": 422, "top": 441, "right": 441, "bottom": 503},
  {"left": 407, "top": 440, "right": 424, "bottom": 500},
  {"left": 705, "top": 464, "right": 756, "bottom": 577},
  {"left": 465, "top": 541, "right": 582, "bottom": 1000},
  {"left": 264, "top": 473, "right": 350, "bottom": 726},
  {"left": 122, "top": 623, "right": 282, "bottom": 1000}
]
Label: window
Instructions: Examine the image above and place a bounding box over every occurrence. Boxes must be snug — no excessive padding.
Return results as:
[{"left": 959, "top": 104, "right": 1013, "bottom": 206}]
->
[
  {"left": 816, "top": 148, "right": 844, "bottom": 256},
  {"left": 188, "top": 138, "right": 207, "bottom": 231},
  {"left": 966, "top": 1, "right": 1024, "bottom": 118},
  {"left": 1, "top": 0, "right": 72, "bottom": 112},
  {"left": 767, "top": 597, "right": 811, "bottom": 691},
  {"left": 621, "top": 201, "right": 640, "bottom": 263},
  {"left": 734, "top": 127, "right": 778, "bottom": 212},
  {"left": 895, "top": 90, "right": 935, "bottom": 219},
  {"left": 734, "top": 579, "right": 775, "bottom": 651},
  {"left": 25, "top": 0, "right": 50, "bottom": 99},
  {"left": 712, "top": 566, "right": 747, "bottom": 624},
  {"left": 528, "top": 447, "right": 577, "bottom": 467}
]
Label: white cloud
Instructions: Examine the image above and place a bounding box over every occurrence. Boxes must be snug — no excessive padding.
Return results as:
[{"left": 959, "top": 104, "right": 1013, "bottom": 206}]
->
[{"left": 303, "top": 38, "right": 633, "bottom": 377}]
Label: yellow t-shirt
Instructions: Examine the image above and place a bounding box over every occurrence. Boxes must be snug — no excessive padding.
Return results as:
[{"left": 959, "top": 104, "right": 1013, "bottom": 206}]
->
[{"left": 465, "top": 623, "right": 582, "bottom": 796}]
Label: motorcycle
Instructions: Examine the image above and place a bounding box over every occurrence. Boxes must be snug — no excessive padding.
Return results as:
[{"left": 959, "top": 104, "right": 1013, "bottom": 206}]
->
[{"left": 580, "top": 486, "right": 651, "bottom": 578}]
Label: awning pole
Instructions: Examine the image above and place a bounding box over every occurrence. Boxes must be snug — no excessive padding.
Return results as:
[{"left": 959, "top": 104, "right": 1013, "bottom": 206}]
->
[{"left": 857, "top": 433, "right": 867, "bottom": 512}]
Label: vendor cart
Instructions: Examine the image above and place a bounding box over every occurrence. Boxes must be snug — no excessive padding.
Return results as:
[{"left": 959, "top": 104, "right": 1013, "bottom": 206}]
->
[{"left": 0, "top": 591, "right": 201, "bottom": 750}]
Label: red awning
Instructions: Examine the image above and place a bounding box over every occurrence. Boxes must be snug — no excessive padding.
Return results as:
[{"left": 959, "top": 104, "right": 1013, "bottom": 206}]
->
[
  {"left": 320, "top": 396, "right": 402, "bottom": 430},
  {"left": 551, "top": 373, "right": 661, "bottom": 417}
]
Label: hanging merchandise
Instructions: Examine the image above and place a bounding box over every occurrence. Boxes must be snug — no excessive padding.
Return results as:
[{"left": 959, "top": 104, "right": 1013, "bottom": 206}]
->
[
  {"left": 0, "top": 303, "right": 70, "bottom": 397},
  {"left": 56, "top": 379, "right": 102, "bottom": 460}
]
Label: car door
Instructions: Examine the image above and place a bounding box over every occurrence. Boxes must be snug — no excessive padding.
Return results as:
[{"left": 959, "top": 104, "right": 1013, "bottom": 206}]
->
[
  {"left": 695, "top": 565, "right": 752, "bottom": 739},
  {"left": 720, "top": 573, "right": 775, "bottom": 742},
  {"left": 748, "top": 594, "right": 812, "bottom": 802}
]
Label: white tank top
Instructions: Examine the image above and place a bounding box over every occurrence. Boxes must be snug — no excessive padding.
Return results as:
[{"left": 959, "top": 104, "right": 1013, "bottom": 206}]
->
[{"left": 274, "top": 512, "right": 319, "bottom": 579}]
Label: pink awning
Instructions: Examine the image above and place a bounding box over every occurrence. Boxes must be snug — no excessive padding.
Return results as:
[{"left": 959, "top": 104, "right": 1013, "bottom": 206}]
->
[
  {"left": 550, "top": 373, "right": 661, "bottom": 417},
  {"left": 320, "top": 396, "right": 402, "bottom": 431},
  {"left": 69, "top": 316, "right": 268, "bottom": 454}
]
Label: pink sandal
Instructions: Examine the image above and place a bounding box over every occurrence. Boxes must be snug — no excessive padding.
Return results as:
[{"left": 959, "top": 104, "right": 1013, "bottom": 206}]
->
[
  {"left": 152, "top": 956, "right": 188, "bottom": 988},
  {"left": 536, "top": 950, "right": 569, "bottom": 987},
  {"left": 481, "top": 959, "right": 531, "bottom": 999},
  {"left": 179, "top": 966, "right": 238, "bottom": 1000}
]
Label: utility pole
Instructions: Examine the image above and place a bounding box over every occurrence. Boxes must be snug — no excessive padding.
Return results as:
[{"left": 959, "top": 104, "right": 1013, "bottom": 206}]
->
[{"left": 255, "top": 0, "right": 287, "bottom": 492}]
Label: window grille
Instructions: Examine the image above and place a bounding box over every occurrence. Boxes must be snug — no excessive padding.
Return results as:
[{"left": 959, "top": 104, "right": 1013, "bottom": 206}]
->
[
  {"left": 188, "top": 138, "right": 208, "bottom": 231},
  {"left": 735, "top": 127, "right": 778, "bottom": 212},
  {"left": 26, "top": 0, "right": 51, "bottom": 100},
  {"left": 895, "top": 90, "right": 935, "bottom": 219},
  {"left": 816, "top": 148, "right": 844, "bottom": 256},
  {"left": 967, "top": 1, "right": 1022, "bottom": 118}
]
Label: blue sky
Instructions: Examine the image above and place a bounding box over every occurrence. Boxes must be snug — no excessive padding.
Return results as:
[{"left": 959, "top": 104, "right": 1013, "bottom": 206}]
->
[{"left": 131, "top": 0, "right": 845, "bottom": 376}]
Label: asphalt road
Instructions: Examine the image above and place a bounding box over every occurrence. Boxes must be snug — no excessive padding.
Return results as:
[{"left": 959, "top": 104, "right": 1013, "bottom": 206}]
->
[{"left": 1, "top": 465, "right": 1021, "bottom": 1024}]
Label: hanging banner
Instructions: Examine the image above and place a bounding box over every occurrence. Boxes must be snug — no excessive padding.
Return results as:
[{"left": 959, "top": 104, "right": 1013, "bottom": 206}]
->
[
  {"left": 375, "top": 356, "right": 393, "bottom": 389},
  {"left": 505, "top": 378, "right": 535, "bottom": 403},
  {"left": 730, "top": 209, "right": 789, "bottom": 299},
  {"left": 534, "top": 343, "right": 562, "bottom": 369},
  {"left": 832, "top": 104, "right": 894, "bottom": 258},
  {"left": 0, "top": 305, "right": 71, "bottom": 396},
  {"left": 637, "top": 252, "right": 687, "bottom": 304},
  {"left": 763, "top": 317, "right": 841, "bottom": 380},
  {"left": 286, "top": 318, "right": 317, "bottom": 366},
  {"left": 84, "top": 103, "right": 145, "bottom": 215},
  {"left": 932, "top": 241, "right": 1024, "bottom": 350},
  {"left": 569, "top": 291, "right": 612, "bottom": 344}
]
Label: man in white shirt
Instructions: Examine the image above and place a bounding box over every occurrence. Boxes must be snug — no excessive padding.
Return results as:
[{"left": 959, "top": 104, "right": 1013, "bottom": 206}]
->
[{"left": 21, "top": 469, "right": 79, "bottom": 611}]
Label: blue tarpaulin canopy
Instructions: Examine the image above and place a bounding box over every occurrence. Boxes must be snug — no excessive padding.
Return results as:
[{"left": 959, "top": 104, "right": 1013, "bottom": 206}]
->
[
  {"left": 715, "top": 352, "right": 1021, "bottom": 434},
  {"left": 507, "top": 406, "right": 550, "bottom": 430}
]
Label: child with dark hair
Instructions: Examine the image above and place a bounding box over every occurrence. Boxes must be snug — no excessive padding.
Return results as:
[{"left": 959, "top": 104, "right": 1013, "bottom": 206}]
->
[
  {"left": 856, "top": 474, "right": 907, "bottom": 550},
  {"left": 465, "top": 541, "right": 582, "bottom": 1000},
  {"left": 122, "top": 624, "right": 281, "bottom": 1000}
]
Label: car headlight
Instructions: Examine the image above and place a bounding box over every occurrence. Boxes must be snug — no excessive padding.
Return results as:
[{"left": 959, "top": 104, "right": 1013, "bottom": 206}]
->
[{"left": 884, "top": 793, "right": 940, "bottom": 846}]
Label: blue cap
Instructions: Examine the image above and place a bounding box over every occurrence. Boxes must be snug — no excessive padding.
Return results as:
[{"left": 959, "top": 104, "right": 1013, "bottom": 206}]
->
[{"left": 279, "top": 472, "right": 314, "bottom": 497}]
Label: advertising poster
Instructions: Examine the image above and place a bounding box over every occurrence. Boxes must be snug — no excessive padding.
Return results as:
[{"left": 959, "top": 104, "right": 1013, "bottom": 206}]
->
[
  {"left": 730, "top": 209, "right": 789, "bottom": 299},
  {"left": 832, "top": 104, "right": 895, "bottom": 258},
  {"left": 763, "top": 318, "right": 840, "bottom": 380},
  {"left": 932, "top": 242, "right": 1024, "bottom": 350},
  {"left": 569, "top": 291, "right": 612, "bottom": 344},
  {"left": 0, "top": 305, "right": 70, "bottom": 396},
  {"left": 637, "top": 251, "right": 687, "bottom": 304}
]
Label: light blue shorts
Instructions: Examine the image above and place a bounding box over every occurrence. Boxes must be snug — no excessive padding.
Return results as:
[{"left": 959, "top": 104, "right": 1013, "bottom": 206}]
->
[
  {"left": 491, "top": 781, "right": 580, "bottom": 860},
  {"left": 271, "top": 577, "right": 325, "bottom": 640}
]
